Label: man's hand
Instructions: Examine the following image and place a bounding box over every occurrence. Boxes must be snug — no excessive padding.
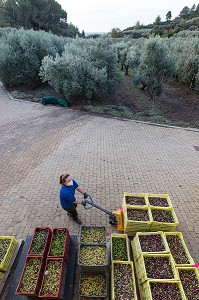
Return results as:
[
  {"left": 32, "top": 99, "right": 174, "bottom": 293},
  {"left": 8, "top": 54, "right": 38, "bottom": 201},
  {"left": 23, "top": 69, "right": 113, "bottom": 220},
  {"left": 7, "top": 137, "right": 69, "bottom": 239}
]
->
[
  {"left": 83, "top": 193, "right": 89, "bottom": 199},
  {"left": 81, "top": 200, "right": 86, "bottom": 207}
]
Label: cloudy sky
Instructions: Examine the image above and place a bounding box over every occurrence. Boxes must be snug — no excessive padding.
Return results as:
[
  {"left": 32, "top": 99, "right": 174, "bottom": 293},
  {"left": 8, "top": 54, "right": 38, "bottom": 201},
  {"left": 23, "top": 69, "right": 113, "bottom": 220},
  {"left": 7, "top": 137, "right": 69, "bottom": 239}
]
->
[{"left": 57, "top": 0, "right": 196, "bottom": 33}]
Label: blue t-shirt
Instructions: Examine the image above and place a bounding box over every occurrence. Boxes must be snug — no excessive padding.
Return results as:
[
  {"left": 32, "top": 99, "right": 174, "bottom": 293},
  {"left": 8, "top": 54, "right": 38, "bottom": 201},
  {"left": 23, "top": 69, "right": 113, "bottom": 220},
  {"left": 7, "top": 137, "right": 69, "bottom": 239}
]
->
[{"left": 60, "top": 179, "right": 79, "bottom": 209}]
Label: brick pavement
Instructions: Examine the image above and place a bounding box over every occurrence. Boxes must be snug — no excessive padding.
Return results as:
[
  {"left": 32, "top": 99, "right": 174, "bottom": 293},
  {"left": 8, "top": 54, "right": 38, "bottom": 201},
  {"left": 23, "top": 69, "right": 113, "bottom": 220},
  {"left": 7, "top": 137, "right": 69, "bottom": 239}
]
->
[{"left": 0, "top": 83, "right": 199, "bottom": 298}]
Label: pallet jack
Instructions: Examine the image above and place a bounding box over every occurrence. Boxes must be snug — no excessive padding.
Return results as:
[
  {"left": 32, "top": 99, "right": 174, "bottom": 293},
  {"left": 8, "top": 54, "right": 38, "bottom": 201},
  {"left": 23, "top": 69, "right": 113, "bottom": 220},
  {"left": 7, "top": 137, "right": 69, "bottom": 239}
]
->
[{"left": 83, "top": 195, "right": 124, "bottom": 231}]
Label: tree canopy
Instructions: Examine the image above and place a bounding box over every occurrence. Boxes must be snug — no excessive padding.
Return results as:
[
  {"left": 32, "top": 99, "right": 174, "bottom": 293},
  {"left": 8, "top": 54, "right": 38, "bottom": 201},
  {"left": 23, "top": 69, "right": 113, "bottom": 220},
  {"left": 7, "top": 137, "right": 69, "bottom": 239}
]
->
[{"left": 0, "top": 0, "right": 80, "bottom": 37}]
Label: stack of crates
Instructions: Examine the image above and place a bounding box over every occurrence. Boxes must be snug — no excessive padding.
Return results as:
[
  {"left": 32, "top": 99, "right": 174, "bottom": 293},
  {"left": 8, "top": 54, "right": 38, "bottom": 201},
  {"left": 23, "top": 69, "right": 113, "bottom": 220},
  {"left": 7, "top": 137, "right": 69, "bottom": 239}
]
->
[
  {"left": 0, "top": 236, "right": 18, "bottom": 275},
  {"left": 78, "top": 226, "right": 108, "bottom": 299},
  {"left": 123, "top": 192, "right": 179, "bottom": 233},
  {"left": 16, "top": 227, "right": 52, "bottom": 297},
  {"left": 39, "top": 228, "right": 70, "bottom": 298},
  {"left": 111, "top": 233, "right": 137, "bottom": 300},
  {"left": 123, "top": 193, "right": 152, "bottom": 233},
  {"left": 16, "top": 226, "right": 70, "bottom": 299},
  {"left": 131, "top": 231, "right": 197, "bottom": 300},
  {"left": 147, "top": 194, "right": 179, "bottom": 232}
]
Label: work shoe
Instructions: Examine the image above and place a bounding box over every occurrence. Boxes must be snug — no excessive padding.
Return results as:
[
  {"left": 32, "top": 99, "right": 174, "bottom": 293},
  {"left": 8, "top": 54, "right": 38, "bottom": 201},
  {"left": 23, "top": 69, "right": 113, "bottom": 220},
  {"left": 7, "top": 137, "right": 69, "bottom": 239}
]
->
[{"left": 75, "top": 218, "right": 82, "bottom": 224}]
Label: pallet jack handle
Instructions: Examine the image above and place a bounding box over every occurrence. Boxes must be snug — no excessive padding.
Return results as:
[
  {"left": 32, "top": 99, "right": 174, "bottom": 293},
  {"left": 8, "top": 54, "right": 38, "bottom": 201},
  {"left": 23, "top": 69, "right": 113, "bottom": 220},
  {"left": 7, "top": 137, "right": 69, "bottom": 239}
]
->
[{"left": 83, "top": 195, "right": 118, "bottom": 225}]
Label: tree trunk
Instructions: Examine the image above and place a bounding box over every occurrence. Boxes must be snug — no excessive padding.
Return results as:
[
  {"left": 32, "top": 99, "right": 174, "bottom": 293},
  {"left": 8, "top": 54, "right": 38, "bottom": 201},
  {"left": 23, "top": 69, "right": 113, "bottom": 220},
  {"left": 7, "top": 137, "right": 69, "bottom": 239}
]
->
[{"left": 124, "top": 64, "right": 129, "bottom": 75}]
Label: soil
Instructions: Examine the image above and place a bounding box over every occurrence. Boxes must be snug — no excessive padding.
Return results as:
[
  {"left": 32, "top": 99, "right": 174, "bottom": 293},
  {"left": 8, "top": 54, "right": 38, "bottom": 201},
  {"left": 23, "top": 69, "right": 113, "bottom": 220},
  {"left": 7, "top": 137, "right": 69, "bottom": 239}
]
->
[{"left": 8, "top": 75, "right": 199, "bottom": 128}]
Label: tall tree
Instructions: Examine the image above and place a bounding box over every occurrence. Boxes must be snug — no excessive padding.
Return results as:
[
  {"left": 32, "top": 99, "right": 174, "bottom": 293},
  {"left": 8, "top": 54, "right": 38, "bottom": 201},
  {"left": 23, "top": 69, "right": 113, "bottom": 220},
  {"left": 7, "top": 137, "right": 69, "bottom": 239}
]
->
[
  {"left": 0, "top": 0, "right": 80, "bottom": 37},
  {"left": 166, "top": 11, "right": 172, "bottom": 22},
  {"left": 179, "top": 6, "right": 190, "bottom": 18},
  {"left": 154, "top": 15, "right": 161, "bottom": 26}
]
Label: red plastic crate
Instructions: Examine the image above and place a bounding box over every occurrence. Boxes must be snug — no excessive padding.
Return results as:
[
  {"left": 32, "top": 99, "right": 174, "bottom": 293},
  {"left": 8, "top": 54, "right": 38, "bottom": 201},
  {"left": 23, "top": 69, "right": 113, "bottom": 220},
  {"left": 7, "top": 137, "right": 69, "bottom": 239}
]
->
[
  {"left": 15, "top": 256, "right": 45, "bottom": 297},
  {"left": 38, "top": 258, "right": 65, "bottom": 299},
  {"left": 27, "top": 227, "right": 52, "bottom": 257},
  {"left": 47, "top": 228, "right": 70, "bottom": 262}
]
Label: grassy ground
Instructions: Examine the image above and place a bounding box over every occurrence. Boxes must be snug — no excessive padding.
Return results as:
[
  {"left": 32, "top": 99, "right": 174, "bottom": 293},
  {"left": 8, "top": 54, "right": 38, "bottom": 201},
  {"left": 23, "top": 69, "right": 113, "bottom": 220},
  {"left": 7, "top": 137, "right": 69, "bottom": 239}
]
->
[{"left": 8, "top": 73, "right": 199, "bottom": 129}]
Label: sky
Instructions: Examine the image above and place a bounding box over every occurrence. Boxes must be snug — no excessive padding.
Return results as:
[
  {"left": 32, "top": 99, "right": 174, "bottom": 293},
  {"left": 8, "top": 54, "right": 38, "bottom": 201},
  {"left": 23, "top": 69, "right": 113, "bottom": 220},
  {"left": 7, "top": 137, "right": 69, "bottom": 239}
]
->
[{"left": 57, "top": 0, "right": 196, "bottom": 33}]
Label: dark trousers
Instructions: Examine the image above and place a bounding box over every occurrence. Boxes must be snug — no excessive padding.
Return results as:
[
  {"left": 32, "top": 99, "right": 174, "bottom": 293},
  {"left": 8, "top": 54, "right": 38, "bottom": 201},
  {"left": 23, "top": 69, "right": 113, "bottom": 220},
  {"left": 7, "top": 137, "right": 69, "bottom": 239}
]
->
[{"left": 64, "top": 204, "right": 78, "bottom": 221}]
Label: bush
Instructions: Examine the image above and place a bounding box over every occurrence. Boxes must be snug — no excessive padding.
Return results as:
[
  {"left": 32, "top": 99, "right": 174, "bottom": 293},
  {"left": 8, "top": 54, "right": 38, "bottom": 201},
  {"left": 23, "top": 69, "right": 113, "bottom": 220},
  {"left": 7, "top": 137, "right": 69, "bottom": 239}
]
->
[
  {"left": 39, "top": 38, "right": 121, "bottom": 101},
  {"left": 169, "top": 36, "right": 199, "bottom": 88},
  {"left": 133, "top": 37, "right": 176, "bottom": 99},
  {"left": 0, "top": 28, "right": 67, "bottom": 87}
]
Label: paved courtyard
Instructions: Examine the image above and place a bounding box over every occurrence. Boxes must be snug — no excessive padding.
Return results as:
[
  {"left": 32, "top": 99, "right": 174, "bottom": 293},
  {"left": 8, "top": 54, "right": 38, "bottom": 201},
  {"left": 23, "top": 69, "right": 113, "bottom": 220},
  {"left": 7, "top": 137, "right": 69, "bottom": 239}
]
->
[{"left": 0, "top": 83, "right": 199, "bottom": 298}]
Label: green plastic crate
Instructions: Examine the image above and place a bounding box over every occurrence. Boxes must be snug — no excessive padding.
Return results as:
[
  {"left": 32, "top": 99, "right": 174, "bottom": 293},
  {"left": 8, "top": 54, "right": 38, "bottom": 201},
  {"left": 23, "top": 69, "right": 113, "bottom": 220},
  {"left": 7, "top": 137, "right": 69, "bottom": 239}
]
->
[
  {"left": 131, "top": 231, "right": 170, "bottom": 260},
  {"left": 0, "top": 236, "right": 18, "bottom": 272},
  {"left": 136, "top": 253, "right": 179, "bottom": 284},
  {"left": 142, "top": 280, "right": 186, "bottom": 300},
  {"left": 123, "top": 206, "right": 152, "bottom": 233},
  {"left": 164, "top": 232, "right": 195, "bottom": 267},
  {"left": 150, "top": 207, "right": 179, "bottom": 232},
  {"left": 111, "top": 233, "right": 130, "bottom": 261},
  {"left": 111, "top": 261, "right": 137, "bottom": 300}
]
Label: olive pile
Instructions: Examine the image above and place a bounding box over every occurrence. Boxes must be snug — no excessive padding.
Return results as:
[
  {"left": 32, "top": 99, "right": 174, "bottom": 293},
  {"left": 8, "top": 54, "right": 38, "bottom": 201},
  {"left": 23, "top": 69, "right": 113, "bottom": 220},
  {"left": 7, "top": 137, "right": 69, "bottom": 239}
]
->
[
  {"left": 144, "top": 256, "right": 174, "bottom": 279},
  {"left": 80, "top": 274, "right": 106, "bottom": 297},
  {"left": 178, "top": 269, "right": 199, "bottom": 300},
  {"left": 80, "top": 227, "right": 106, "bottom": 244},
  {"left": 139, "top": 234, "right": 165, "bottom": 252},
  {"left": 166, "top": 235, "right": 189, "bottom": 264},
  {"left": 18, "top": 258, "right": 41, "bottom": 293},
  {"left": 125, "top": 196, "right": 146, "bottom": 206},
  {"left": 112, "top": 237, "right": 128, "bottom": 261},
  {"left": 127, "top": 209, "right": 149, "bottom": 221},
  {"left": 113, "top": 263, "right": 135, "bottom": 299},
  {"left": 40, "top": 260, "right": 62, "bottom": 296},
  {"left": 29, "top": 229, "right": 48, "bottom": 255},
  {"left": 49, "top": 230, "right": 66, "bottom": 256},
  {"left": 151, "top": 209, "right": 174, "bottom": 223},
  {"left": 0, "top": 239, "right": 10, "bottom": 263},
  {"left": 150, "top": 282, "right": 182, "bottom": 300},
  {"left": 79, "top": 245, "right": 106, "bottom": 265},
  {"left": 148, "top": 197, "right": 169, "bottom": 207}
]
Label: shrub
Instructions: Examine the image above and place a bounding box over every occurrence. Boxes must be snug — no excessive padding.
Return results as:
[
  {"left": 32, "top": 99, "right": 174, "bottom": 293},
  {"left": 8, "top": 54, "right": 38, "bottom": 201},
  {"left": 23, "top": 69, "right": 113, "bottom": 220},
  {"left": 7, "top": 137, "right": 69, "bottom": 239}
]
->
[
  {"left": 39, "top": 38, "right": 121, "bottom": 101},
  {"left": 0, "top": 28, "right": 66, "bottom": 87}
]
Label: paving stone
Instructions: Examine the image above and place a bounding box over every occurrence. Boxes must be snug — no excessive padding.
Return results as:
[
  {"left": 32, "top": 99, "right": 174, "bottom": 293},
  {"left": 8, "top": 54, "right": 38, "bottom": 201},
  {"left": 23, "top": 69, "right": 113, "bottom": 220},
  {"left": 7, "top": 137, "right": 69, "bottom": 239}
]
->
[{"left": 0, "top": 83, "right": 199, "bottom": 298}]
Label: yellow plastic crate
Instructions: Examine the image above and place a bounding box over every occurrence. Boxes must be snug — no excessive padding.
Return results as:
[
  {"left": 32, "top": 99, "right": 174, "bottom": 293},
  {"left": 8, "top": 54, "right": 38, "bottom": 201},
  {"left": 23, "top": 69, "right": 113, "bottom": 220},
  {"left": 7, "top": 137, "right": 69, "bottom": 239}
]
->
[
  {"left": 123, "top": 206, "right": 152, "bottom": 233},
  {"left": 146, "top": 193, "right": 173, "bottom": 208},
  {"left": 150, "top": 207, "right": 179, "bottom": 232},
  {"left": 142, "top": 280, "right": 186, "bottom": 300},
  {"left": 111, "top": 233, "right": 130, "bottom": 261},
  {"left": 123, "top": 192, "right": 149, "bottom": 209},
  {"left": 131, "top": 231, "right": 170, "bottom": 260},
  {"left": 111, "top": 261, "right": 137, "bottom": 300},
  {"left": 164, "top": 232, "right": 195, "bottom": 266},
  {"left": 136, "top": 253, "right": 179, "bottom": 284},
  {"left": 0, "top": 236, "right": 18, "bottom": 272},
  {"left": 177, "top": 267, "right": 199, "bottom": 300}
]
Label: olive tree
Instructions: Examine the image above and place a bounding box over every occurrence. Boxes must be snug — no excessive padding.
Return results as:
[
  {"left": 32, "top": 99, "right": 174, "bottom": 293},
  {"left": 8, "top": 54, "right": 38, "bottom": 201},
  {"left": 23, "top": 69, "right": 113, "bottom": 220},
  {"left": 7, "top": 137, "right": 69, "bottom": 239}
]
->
[
  {"left": 169, "top": 36, "right": 199, "bottom": 90},
  {"left": 39, "top": 38, "right": 121, "bottom": 101},
  {"left": 133, "top": 37, "right": 176, "bottom": 100},
  {"left": 0, "top": 28, "right": 67, "bottom": 87}
]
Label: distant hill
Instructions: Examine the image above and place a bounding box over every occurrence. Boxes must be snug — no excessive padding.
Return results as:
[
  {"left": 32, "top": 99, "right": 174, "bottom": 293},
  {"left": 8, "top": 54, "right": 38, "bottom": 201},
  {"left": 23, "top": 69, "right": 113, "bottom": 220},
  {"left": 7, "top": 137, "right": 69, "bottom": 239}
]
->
[
  {"left": 121, "top": 4, "right": 199, "bottom": 38},
  {"left": 85, "top": 32, "right": 107, "bottom": 36}
]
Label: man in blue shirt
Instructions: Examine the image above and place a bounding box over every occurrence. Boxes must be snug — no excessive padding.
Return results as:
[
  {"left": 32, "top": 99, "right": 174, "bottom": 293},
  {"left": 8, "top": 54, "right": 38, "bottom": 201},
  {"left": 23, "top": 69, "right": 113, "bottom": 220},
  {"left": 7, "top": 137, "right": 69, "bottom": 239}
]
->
[{"left": 59, "top": 173, "right": 88, "bottom": 224}]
